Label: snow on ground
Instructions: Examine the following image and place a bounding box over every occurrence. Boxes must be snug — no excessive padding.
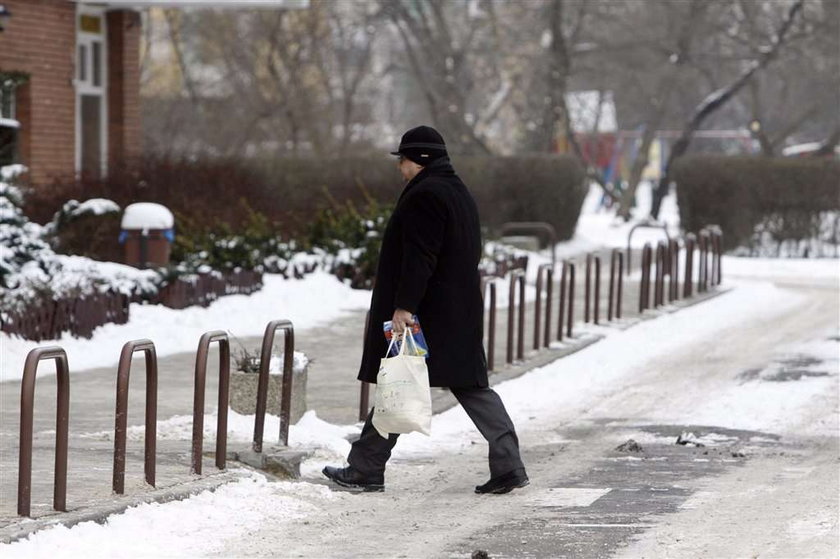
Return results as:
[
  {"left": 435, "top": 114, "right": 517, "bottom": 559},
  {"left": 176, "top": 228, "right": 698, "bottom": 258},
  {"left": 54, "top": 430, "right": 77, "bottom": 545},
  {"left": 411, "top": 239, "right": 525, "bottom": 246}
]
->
[
  {"left": 0, "top": 271, "right": 371, "bottom": 382},
  {"left": 4, "top": 259, "right": 837, "bottom": 556},
  {"left": 1, "top": 473, "right": 340, "bottom": 559}
]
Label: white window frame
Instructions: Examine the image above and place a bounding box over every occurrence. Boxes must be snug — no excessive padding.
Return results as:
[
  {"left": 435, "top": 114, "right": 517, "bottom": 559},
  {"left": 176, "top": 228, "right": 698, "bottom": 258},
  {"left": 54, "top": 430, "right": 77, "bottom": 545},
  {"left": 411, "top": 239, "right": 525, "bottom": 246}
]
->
[{"left": 74, "top": 3, "right": 109, "bottom": 177}]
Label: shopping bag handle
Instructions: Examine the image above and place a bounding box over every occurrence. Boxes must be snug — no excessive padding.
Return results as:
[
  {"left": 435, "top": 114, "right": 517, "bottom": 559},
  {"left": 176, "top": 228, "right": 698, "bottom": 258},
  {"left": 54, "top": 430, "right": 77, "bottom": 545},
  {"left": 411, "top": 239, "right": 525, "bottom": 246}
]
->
[{"left": 385, "top": 326, "right": 420, "bottom": 357}]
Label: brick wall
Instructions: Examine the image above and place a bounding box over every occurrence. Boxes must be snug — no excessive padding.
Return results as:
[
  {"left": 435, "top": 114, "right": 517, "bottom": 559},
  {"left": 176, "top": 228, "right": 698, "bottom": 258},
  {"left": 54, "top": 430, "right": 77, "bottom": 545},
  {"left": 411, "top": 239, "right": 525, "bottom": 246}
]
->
[
  {"left": 107, "top": 9, "right": 142, "bottom": 171},
  {"left": 0, "top": 2, "right": 143, "bottom": 185},
  {"left": 0, "top": 0, "right": 76, "bottom": 185}
]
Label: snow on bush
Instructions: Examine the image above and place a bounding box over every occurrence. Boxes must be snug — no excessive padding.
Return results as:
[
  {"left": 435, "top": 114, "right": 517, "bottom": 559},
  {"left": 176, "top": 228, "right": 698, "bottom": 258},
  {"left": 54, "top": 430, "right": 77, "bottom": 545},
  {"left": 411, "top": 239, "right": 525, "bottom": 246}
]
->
[{"left": 0, "top": 167, "right": 157, "bottom": 313}]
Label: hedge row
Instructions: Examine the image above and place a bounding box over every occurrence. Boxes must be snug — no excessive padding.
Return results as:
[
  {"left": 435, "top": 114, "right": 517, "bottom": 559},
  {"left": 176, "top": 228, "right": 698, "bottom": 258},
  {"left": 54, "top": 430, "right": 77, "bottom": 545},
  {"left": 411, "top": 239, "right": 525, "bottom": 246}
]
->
[
  {"left": 256, "top": 154, "right": 587, "bottom": 241},
  {"left": 674, "top": 155, "right": 840, "bottom": 252},
  {"left": 28, "top": 155, "right": 587, "bottom": 262}
]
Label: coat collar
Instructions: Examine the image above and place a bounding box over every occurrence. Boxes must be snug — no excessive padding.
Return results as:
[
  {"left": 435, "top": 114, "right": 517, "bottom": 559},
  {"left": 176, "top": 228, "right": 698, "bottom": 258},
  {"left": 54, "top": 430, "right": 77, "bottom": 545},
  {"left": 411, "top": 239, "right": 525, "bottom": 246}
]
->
[{"left": 398, "top": 157, "right": 455, "bottom": 203}]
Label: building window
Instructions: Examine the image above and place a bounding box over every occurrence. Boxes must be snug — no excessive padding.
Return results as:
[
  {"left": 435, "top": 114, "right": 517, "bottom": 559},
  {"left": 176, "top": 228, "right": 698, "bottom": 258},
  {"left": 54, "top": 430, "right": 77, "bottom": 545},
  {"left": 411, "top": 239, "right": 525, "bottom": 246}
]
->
[
  {"left": 0, "top": 83, "right": 20, "bottom": 166},
  {"left": 75, "top": 7, "right": 107, "bottom": 178}
]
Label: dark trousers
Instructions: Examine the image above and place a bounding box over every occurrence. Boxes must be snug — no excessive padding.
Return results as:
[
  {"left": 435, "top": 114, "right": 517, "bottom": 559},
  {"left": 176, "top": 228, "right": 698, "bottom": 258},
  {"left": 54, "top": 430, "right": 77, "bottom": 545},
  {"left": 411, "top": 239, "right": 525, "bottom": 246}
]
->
[{"left": 348, "top": 387, "right": 524, "bottom": 479}]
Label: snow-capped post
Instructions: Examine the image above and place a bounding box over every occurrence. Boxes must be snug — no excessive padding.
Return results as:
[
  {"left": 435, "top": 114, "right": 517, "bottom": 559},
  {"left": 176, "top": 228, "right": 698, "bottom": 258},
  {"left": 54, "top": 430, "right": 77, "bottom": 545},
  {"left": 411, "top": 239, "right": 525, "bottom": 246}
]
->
[
  {"left": 359, "top": 311, "right": 371, "bottom": 422},
  {"left": 191, "top": 331, "right": 230, "bottom": 475},
  {"left": 18, "top": 346, "right": 69, "bottom": 517},
  {"left": 253, "top": 320, "right": 295, "bottom": 452},
  {"left": 535, "top": 265, "right": 553, "bottom": 350},
  {"left": 584, "top": 253, "right": 592, "bottom": 323},
  {"left": 517, "top": 270, "right": 526, "bottom": 361},
  {"left": 683, "top": 234, "right": 696, "bottom": 298},
  {"left": 113, "top": 339, "right": 158, "bottom": 494},
  {"left": 120, "top": 203, "right": 175, "bottom": 269},
  {"left": 593, "top": 256, "right": 601, "bottom": 325},
  {"left": 566, "top": 262, "right": 576, "bottom": 338},
  {"left": 669, "top": 239, "right": 681, "bottom": 302},
  {"left": 482, "top": 279, "right": 498, "bottom": 372},
  {"left": 557, "top": 261, "right": 568, "bottom": 342}
]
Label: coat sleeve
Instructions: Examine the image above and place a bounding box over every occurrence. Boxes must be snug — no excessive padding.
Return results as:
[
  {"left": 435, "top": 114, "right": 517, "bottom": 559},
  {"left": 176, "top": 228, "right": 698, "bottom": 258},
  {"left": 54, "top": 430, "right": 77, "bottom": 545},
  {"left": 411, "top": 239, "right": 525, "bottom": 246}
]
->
[{"left": 394, "top": 189, "right": 446, "bottom": 313}]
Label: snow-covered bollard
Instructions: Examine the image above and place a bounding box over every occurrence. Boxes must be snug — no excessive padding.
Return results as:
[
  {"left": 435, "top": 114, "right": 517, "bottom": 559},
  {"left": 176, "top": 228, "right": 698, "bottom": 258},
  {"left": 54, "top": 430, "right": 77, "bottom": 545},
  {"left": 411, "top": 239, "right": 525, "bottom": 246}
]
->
[
  {"left": 230, "top": 351, "right": 309, "bottom": 425},
  {"left": 119, "top": 202, "right": 175, "bottom": 269}
]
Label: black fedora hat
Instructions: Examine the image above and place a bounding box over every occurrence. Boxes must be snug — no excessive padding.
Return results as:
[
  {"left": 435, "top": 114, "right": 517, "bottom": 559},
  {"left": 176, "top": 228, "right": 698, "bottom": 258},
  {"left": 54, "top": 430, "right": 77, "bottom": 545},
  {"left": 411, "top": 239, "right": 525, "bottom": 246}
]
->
[{"left": 391, "top": 125, "right": 447, "bottom": 165}]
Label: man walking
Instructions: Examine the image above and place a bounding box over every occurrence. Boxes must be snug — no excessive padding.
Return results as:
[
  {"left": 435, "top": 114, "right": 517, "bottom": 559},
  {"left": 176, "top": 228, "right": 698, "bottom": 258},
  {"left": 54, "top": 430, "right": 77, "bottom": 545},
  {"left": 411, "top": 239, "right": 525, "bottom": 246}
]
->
[{"left": 323, "top": 126, "right": 528, "bottom": 494}]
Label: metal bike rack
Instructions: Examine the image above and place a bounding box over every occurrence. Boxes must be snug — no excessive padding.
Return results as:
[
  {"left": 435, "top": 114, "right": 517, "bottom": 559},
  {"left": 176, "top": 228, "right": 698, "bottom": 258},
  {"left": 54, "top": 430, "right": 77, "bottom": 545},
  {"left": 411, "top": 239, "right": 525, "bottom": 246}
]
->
[
  {"left": 608, "top": 249, "right": 624, "bottom": 321},
  {"left": 18, "top": 346, "right": 70, "bottom": 517},
  {"left": 253, "top": 320, "right": 295, "bottom": 452},
  {"left": 483, "top": 278, "right": 498, "bottom": 371},
  {"left": 192, "top": 331, "right": 230, "bottom": 474},
  {"left": 506, "top": 270, "right": 526, "bottom": 364},
  {"left": 113, "top": 339, "right": 158, "bottom": 493},
  {"left": 500, "top": 222, "right": 558, "bottom": 270},
  {"left": 626, "top": 222, "right": 670, "bottom": 276}
]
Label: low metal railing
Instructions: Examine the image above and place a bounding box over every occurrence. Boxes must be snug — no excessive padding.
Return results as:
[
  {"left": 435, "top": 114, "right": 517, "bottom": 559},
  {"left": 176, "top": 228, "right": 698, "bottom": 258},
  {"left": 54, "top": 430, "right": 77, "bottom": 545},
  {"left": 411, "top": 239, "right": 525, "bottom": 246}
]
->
[
  {"left": 18, "top": 347, "right": 70, "bottom": 517},
  {"left": 113, "top": 339, "right": 158, "bottom": 494},
  {"left": 191, "top": 331, "right": 231, "bottom": 475}
]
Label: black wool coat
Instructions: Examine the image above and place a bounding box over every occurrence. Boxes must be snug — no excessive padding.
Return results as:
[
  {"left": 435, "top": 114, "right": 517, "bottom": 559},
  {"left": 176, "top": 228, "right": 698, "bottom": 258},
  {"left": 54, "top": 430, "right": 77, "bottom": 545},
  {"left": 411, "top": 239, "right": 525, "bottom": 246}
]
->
[{"left": 357, "top": 157, "right": 488, "bottom": 388}]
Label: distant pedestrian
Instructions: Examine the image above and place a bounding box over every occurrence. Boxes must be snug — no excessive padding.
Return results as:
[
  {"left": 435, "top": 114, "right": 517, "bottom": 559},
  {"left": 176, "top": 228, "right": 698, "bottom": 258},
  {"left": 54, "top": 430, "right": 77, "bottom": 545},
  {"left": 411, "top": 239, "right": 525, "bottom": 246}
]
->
[{"left": 323, "top": 126, "right": 528, "bottom": 494}]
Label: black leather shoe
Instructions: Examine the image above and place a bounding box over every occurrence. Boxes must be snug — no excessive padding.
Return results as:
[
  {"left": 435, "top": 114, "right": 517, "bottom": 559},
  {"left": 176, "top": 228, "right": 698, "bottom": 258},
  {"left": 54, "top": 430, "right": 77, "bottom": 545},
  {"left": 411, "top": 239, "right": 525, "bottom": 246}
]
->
[
  {"left": 475, "top": 468, "right": 529, "bottom": 494},
  {"left": 322, "top": 465, "right": 384, "bottom": 492}
]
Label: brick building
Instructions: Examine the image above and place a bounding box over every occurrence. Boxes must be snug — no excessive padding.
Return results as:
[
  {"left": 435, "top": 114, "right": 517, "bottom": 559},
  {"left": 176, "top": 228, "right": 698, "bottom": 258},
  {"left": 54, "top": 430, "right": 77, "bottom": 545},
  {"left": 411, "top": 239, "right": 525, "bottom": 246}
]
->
[{"left": 0, "top": 0, "right": 306, "bottom": 185}]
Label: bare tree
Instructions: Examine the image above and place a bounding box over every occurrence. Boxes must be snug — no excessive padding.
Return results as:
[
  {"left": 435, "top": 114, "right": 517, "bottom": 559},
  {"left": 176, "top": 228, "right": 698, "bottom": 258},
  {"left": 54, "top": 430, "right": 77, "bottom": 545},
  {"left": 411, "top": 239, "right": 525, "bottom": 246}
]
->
[{"left": 650, "top": 0, "right": 805, "bottom": 219}]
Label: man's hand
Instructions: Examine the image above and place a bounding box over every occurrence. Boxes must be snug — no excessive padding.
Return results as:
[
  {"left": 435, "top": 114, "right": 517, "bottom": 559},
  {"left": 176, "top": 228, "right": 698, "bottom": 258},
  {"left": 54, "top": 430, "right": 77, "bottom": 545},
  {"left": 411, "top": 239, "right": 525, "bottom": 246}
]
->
[{"left": 392, "top": 308, "right": 415, "bottom": 337}]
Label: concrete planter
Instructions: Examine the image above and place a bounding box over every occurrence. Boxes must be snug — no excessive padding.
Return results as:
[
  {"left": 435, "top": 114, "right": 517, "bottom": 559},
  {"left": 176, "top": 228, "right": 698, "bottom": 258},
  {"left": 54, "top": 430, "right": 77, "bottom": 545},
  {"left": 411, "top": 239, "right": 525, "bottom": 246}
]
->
[{"left": 229, "top": 353, "right": 308, "bottom": 424}]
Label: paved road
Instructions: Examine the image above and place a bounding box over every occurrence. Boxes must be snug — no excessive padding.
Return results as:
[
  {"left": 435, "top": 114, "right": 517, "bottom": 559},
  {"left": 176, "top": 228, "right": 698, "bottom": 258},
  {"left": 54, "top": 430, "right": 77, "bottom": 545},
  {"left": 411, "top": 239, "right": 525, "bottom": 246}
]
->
[{"left": 217, "top": 275, "right": 838, "bottom": 558}]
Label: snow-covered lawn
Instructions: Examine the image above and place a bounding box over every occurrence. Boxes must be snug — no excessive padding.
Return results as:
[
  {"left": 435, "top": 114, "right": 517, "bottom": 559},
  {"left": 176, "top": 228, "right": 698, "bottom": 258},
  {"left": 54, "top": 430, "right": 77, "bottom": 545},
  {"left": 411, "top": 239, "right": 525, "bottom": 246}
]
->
[{"left": 0, "top": 271, "right": 371, "bottom": 382}]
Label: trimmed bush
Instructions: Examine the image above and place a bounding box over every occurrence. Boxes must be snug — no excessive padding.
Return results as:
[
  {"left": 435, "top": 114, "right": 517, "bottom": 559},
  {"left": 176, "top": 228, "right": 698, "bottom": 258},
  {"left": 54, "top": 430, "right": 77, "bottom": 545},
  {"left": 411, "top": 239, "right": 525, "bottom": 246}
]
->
[
  {"left": 674, "top": 155, "right": 840, "bottom": 255},
  {"left": 256, "top": 154, "right": 587, "bottom": 240}
]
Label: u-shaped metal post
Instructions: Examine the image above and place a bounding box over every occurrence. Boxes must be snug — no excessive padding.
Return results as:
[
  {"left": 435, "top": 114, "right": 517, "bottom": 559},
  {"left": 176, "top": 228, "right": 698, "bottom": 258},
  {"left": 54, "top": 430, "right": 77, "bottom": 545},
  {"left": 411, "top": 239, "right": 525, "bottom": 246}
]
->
[
  {"left": 506, "top": 271, "right": 526, "bottom": 364},
  {"left": 192, "top": 331, "right": 230, "bottom": 474},
  {"left": 113, "top": 339, "right": 158, "bottom": 493},
  {"left": 483, "top": 279, "right": 498, "bottom": 371},
  {"left": 18, "top": 346, "right": 70, "bottom": 517},
  {"left": 253, "top": 320, "right": 295, "bottom": 452}
]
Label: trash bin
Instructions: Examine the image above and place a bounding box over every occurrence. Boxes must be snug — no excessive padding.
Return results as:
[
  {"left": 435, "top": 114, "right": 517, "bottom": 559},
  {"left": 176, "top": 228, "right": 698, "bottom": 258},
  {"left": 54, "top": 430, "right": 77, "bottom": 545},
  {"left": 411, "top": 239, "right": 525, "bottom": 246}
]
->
[{"left": 119, "top": 203, "right": 174, "bottom": 269}]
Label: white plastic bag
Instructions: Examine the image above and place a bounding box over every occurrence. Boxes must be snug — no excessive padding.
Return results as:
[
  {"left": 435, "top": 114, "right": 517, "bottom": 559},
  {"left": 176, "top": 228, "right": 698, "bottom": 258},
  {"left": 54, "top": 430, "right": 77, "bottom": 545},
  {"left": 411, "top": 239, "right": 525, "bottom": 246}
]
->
[{"left": 372, "top": 328, "right": 432, "bottom": 438}]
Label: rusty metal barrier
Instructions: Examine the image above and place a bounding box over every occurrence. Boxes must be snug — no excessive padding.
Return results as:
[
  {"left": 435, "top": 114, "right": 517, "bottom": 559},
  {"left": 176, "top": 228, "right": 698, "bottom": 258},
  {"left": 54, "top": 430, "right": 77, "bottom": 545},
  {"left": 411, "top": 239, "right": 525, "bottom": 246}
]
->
[
  {"left": 566, "top": 262, "right": 576, "bottom": 338},
  {"left": 669, "top": 238, "right": 680, "bottom": 302},
  {"left": 655, "top": 242, "right": 666, "bottom": 308},
  {"left": 639, "top": 243, "right": 652, "bottom": 312},
  {"left": 698, "top": 231, "right": 710, "bottom": 293},
  {"left": 584, "top": 253, "right": 592, "bottom": 323},
  {"left": 684, "top": 233, "right": 696, "bottom": 298},
  {"left": 556, "top": 261, "right": 568, "bottom": 342},
  {"left": 191, "top": 331, "right": 231, "bottom": 475},
  {"left": 593, "top": 255, "right": 602, "bottom": 325},
  {"left": 253, "top": 320, "right": 295, "bottom": 452},
  {"left": 500, "top": 222, "right": 558, "bottom": 269},
  {"left": 506, "top": 271, "right": 526, "bottom": 364},
  {"left": 113, "top": 339, "right": 158, "bottom": 494},
  {"left": 626, "top": 222, "right": 670, "bottom": 276},
  {"left": 359, "top": 311, "right": 371, "bottom": 422},
  {"left": 540, "top": 264, "right": 554, "bottom": 348},
  {"left": 608, "top": 249, "right": 624, "bottom": 321},
  {"left": 534, "top": 264, "right": 553, "bottom": 350},
  {"left": 483, "top": 278, "right": 498, "bottom": 371},
  {"left": 18, "top": 347, "right": 70, "bottom": 517}
]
